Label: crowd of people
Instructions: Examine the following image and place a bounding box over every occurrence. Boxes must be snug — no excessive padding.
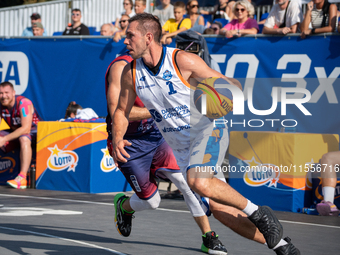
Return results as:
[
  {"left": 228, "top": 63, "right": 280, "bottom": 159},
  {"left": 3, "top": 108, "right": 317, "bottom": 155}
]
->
[{"left": 22, "top": 0, "right": 340, "bottom": 40}]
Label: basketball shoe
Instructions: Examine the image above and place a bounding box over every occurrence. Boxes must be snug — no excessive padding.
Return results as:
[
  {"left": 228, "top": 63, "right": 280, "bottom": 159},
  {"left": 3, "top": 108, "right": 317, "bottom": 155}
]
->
[
  {"left": 201, "top": 231, "right": 228, "bottom": 255},
  {"left": 274, "top": 237, "right": 300, "bottom": 255},
  {"left": 248, "top": 206, "right": 283, "bottom": 249},
  {"left": 7, "top": 174, "right": 27, "bottom": 189},
  {"left": 316, "top": 200, "right": 340, "bottom": 216},
  {"left": 114, "top": 193, "right": 134, "bottom": 237}
]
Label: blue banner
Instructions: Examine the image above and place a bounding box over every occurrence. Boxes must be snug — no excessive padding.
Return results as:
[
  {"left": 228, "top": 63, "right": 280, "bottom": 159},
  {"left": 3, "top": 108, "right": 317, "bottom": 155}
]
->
[{"left": 0, "top": 35, "right": 339, "bottom": 138}]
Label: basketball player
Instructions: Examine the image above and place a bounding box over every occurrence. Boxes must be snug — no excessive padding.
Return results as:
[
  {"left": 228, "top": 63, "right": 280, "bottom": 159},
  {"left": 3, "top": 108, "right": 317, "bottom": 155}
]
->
[
  {"left": 106, "top": 53, "right": 228, "bottom": 254},
  {"left": 112, "top": 13, "right": 300, "bottom": 255}
]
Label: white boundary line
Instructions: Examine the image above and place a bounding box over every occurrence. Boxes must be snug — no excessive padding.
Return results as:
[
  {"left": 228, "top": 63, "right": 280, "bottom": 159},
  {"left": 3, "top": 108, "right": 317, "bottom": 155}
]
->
[
  {"left": 0, "top": 226, "right": 127, "bottom": 255},
  {"left": 1, "top": 193, "right": 339, "bottom": 230}
]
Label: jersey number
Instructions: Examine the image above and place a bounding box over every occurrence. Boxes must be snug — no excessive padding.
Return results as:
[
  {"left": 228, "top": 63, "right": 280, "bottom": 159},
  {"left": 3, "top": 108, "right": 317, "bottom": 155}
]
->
[{"left": 166, "top": 81, "right": 177, "bottom": 95}]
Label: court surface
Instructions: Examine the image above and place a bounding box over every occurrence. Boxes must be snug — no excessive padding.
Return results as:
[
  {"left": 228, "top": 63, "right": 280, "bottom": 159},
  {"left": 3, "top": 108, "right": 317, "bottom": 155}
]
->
[{"left": 0, "top": 185, "right": 339, "bottom": 255}]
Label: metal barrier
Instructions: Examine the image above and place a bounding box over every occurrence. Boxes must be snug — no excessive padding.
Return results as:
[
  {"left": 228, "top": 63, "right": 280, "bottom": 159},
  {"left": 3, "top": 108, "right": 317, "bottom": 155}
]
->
[
  {"left": 0, "top": 0, "right": 69, "bottom": 36},
  {"left": 0, "top": 0, "right": 153, "bottom": 36}
]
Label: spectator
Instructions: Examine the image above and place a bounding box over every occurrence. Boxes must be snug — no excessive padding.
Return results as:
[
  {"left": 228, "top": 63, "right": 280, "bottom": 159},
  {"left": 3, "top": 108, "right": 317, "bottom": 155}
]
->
[
  {"left": 113, "top": 14, "right": 130, "bottom": 42},
  {"left": 262, "top": 0, "right": 303, "bottom": 35},
  {"left": 63, "top": 8, "right": 90, "bottom": 35},
  {"left": 316, "top": 151, "right": 340, "bottom": 216},
  {"left": 203, "top": 27, "right": 215, "bottom": 34},
  {"left": 101, "top": 23, "right": 116, "bottom": 36},
  {"left": 62, "top": 101, "right": 98, "bottom": 120},
  {"left": 22, "top": 13, "right": 48, "bottom": 36},
  {"left": 210, "top": 20, "right": 223, "bottom": 35},
  {"left": 115, "top": 0, "right": 135, "bottom": 29},
  {"left": 201, "top": 0, "right": 234, "bottom": 22},
  {"left": 32, "top": 22, "right": 45, "bottom": 36},
  {"left": 134, "top": 0, "right": 147, "bottom": 14},
  {"left": 219, "top": 0, "right": 258, "bottom": 38},
  {"left": 161, "top": 1, "right": 191, "bottom": 45},
  {"left": 153, "top": 0, "right": 175, "bottom": 26},
  {"left": 187, "top": 0, "right": 205, "bottom": 33},
  {"left": 0, "top": 81, "right": 42, "bottom": 189},
  {"left": 300, "top": 0, "right": 337, "bottom": 39}
]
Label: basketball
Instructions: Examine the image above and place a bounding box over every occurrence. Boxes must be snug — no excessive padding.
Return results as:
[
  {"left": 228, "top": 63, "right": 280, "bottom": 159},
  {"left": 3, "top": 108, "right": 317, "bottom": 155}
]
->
[{"left": 194, "top": 77, "right": 233, "bottom": 119}]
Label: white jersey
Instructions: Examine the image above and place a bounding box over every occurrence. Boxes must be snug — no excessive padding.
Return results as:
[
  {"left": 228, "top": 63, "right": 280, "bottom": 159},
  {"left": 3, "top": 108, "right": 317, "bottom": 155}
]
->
[{"left": 133, "top": 47, "right": 213, "bottom": 151}]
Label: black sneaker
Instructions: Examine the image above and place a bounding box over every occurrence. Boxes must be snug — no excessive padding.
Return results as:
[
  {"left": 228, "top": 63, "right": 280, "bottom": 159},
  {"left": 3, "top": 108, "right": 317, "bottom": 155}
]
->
[
  {"left": 201, "top": 231, "right": 228, "bottom": 255},
  {"left": 274, "top": 237, "right": 300, "bottom": 255},
  {"left": 248, "top": 206, "right": 283, "bottom": 249},
  {"left": 114, "top": 193, "right": 134, "bottom": 237}
]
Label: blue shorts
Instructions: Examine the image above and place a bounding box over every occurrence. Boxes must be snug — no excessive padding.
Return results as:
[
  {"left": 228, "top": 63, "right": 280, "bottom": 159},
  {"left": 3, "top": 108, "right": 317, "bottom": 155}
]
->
[{"left": 107, "top": 133, "right": 180, "bottom": 200}]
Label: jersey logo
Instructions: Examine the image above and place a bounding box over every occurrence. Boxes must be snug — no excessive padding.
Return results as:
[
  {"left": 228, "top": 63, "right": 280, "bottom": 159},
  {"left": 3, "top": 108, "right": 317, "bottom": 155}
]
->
[
  {"left": 149, "top": 109, "right": 163, "bottom": 122},
  {"left": 163, "top": 70, "right": 172, "bottom": 80},
  {"left": 139, "top": 76, "right": 146, "bottom": 81}
]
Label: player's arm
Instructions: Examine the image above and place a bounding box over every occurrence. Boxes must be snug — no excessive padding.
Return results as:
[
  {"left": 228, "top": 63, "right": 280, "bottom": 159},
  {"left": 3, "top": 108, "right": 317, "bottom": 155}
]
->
[
  {"left": 107, "top": 60, "right": 151, "bottom": 122},
  {"left": 0, "top": 99, "right": 33, "bottom": 145},
  {"left": 176, "top": 50, "right": 242, "bottom": 90},
  {"left": 111, "top": 63, "right": 137, "bottom": 164}
]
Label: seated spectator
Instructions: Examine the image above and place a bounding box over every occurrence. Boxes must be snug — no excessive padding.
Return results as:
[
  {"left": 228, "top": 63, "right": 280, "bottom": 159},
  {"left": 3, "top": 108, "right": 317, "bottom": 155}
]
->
[
  {"left": 22, "top": 13, "right": 48, "bottom": 36},
  {"left": 187, "top": 0, "right": 205, "bottom": 33},
  {"left": 200, "top": 0, "right": 234, "bottom": 22},
  {"left": 161, "top": 1, "right": 191, "bottom": 45},
  {"left": 32, "top": 22, "right": 45, "bottom": 36},
  {"left": 203, "top": 27, "right": 215, "bottom": 34},
  {"left": 316, "top": 151, "right": 340, "bottom": 216},
  {"left": 210, "top": 20, "right": 223, "bottom": 35},
  {"left": 219, "top": 0, "right": 258, "bottom": 38},
  {"left": 134, "top": 0, "right": 147, "bottom": 14},
  {"left": 63, "top": 8, "right": 90, "bottom": 35},
  {"left": 153, "top": 0, "right": 175, "bottom": 26},
  {"left": 113, "top": 14, "right": 130, "bottom": 42},
  {"left": 300, "top": 0, "right": 337, "bottom": 39},
  {"left": 62, "top": 101, "right": 98, "bottom": 121},
  {"left": 101, "top": 23, "right": 116, "bottom": 36},
  {"left": 0, "top": 81, "right": 43, "bottom": 189},
  {"left": 262, "top": 0, "right": 303, "bottom": 35},
  {"left": 115, "top": 0, "right": 135, "bottom": 29}
]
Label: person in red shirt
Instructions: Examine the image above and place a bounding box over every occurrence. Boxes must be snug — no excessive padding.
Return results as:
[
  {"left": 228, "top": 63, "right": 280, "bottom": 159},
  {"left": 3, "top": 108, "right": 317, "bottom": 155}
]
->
[{"left": 0, "top": 81, "right": 42, "bottom": 189}]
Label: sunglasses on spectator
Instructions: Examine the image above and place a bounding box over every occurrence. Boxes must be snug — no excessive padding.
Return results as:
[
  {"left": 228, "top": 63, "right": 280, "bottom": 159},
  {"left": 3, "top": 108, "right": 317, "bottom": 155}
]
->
[
  {"left": 212, "top": 27, "right": 218, "bottom": 31},
  {"left": 120, "top": 20, "right": 129, "bottom": 23},
  {"left": 72, "top": 13, "right": 80, "bottom": 16},
  {"left": 190, "top": 5, "right": 199, "bottom": 8},
  {"left": 236, "top": 8, "right": 246, "bottom": 12},
  {"left": 123, "top": 3, "right": 130, "bottom": 5}
]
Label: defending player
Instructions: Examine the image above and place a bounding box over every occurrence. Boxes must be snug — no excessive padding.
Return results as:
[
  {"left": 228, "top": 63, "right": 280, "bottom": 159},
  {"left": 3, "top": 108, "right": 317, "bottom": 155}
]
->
[{"left": 111, "top": 13, "right": 300, "bottom": 255}]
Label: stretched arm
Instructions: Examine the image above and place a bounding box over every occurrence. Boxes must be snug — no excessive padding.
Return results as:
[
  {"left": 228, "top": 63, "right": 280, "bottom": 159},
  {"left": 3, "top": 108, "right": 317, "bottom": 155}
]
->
[
  {"left": 111, "top": 63, "right": 137, "bottom": 164},
  {"left": 0, "top": 99, "right": 33, "bottom": 147},
  {"left": 161, "top": 26, "right": 188, "bottom": 44},
  {"left": 300, "top": 1, "right": 312, "bottom": 33},
  {"left": 176, "top": 50, "right": 242, "bottom": 90}
]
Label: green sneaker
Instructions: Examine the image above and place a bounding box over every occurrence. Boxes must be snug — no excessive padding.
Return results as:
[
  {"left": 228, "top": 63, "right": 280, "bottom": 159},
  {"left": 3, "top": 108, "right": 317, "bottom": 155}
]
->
[
  {"left": 114, "top": 193, "right": 134, "bottom": 237},
  {"left": 201, "top": 231, "right": 228, "bottom": 254}
]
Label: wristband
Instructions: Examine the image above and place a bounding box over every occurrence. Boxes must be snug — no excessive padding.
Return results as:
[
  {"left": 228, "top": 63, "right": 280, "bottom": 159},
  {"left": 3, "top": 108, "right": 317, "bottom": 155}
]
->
[{"left": 311, "top": 28, "right": 316, "bottom": 34}]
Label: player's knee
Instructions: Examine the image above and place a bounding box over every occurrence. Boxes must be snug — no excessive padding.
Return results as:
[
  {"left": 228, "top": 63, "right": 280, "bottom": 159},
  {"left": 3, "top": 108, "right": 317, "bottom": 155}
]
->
[
  {"left": 188, "top": 178, "right": 212, "bottom": 198},
  {"left": 147, "top": 192, "right": 161, "bottom": 210},
  {"left": 19, "top": 136, "right": 31, "bottom": 148}
]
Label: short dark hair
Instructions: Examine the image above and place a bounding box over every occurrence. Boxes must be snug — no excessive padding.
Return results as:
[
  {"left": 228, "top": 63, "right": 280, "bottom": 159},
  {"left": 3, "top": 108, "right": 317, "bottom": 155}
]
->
[
  {"left": 0, "top": 81, "right": 14, "bottom": 89},
  {"left": 129, "top": 13, "right": 162, "bottom": 44},
  {"left": 72, "top": 8, "right": 81, "bottom": 13},
  {"left": 174, "top": 1, "right": 186, "bottom": 10}
]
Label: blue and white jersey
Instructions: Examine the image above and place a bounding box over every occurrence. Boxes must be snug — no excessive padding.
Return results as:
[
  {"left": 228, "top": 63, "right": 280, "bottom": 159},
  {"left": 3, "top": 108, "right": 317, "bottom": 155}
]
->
[{"left": 133, "top": 47, "right": 213, "bottom": 150}]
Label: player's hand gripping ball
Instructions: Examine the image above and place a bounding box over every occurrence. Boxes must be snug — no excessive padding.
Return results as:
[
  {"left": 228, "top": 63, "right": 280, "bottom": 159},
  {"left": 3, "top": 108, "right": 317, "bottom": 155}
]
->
[{"left": 194, "top": 77, "right": 233, "bottom": 119}]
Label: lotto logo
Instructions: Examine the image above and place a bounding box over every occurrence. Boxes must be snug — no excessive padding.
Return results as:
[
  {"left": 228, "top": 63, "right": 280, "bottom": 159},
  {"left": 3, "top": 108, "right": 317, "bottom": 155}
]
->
[{"left": 0, "top": 52, "right": 29, "bottom": 95}]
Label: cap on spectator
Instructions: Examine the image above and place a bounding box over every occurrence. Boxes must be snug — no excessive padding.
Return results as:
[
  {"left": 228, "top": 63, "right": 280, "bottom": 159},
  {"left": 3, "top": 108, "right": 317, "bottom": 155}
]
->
[
  {"left": 33, "top": 22, "right": 44, "bottom": 29},
  {"left": 212, "top": 21, "right": 222, "bottom": 29},
  {"left": 30, "top": 13, "right": 41, "bottom": 19}
]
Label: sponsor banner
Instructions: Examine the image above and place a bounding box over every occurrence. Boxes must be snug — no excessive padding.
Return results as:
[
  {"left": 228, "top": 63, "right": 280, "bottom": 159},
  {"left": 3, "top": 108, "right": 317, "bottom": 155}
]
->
[
  {"left": 36, "top": 121, "right": 131, "bottom": 193},
  {"left": 0, "top": 36, "right": 339, "bottom": 139},
  {"left": 229, "top": 131, "right": 339, "bottom": 212},
  {"left": 0, "top": 149, "right": 20, "bottom": 185}
]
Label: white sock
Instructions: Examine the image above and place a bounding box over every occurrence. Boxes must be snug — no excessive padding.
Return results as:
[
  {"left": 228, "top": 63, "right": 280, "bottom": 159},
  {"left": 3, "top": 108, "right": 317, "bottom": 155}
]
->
[
  {"left": 242, "top": 200, "right": 259, "bottom": 216},
  {"left": 273, "top": 239, "right": 288, "bottom": 250},
  {"left": 323, "top": 186, "right": 335, "bottom": 204}
]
